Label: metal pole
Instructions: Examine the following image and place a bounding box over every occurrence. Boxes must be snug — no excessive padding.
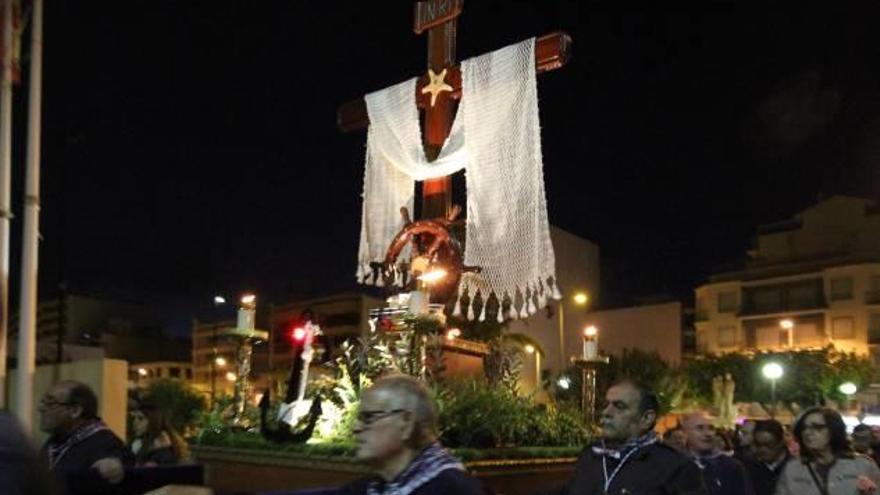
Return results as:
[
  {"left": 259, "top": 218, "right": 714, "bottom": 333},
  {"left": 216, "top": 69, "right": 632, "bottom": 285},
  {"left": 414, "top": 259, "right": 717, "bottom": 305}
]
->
[
  {"left": 210, "top": 319, "right": 216, "bottom": 409},
  {"left": 558, "top": 301, "right": 565, "bottom": 370},
  {"left": 0, "top": 0, "right": 15, "bottom": 409},
  {"left": 15, "top": 0, "right": 42, "bottom": 429},
  {"left": 770, "top": 379, "right": 776, "bottom": 419}
]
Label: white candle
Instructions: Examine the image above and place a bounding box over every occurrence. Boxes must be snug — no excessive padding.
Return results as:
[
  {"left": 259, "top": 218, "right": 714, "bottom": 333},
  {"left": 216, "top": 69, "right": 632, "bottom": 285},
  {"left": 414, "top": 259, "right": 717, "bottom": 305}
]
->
[{"left": 584, "top": 339, "right": 597, "bottom": 359}]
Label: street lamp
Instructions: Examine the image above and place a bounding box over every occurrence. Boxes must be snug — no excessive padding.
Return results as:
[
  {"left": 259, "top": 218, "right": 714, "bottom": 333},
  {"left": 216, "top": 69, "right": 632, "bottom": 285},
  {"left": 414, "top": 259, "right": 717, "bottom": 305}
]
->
[
  {"left": 779, "top": 319, "right": 794, "bottom": 348},
  {"left": 211, "top": 295, "right": 227, "bottom": 408},
  {"left": 559, "top": 291, "right": 589, "bottom": 369},
  {"left": 215, "top": 356, "right": 227, "bottom": 367},
  {"left": 840, "top": 382, "right": 858, "bottom": 411},
  {"left": 762, "top": 362, "right": 784, "bottom": 418}
]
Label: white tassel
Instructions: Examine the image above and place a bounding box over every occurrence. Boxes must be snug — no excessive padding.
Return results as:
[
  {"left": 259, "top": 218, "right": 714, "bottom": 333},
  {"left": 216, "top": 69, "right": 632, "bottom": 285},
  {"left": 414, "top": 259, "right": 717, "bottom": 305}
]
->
[
  {"left": 527, "top": 289, "right": 538, "bottom": 315},
  {"left": 551, "top": 282, "right": 563, "bottom": 300},
  {"left": 508, "top": 302, "right": 518, "bottom": 320},
  {"left": 538, "top": 291, "right": 547, "bottom": 309},
  {"left": 452, "top": 295, "right": 462, "bottom": 317},
  {"left": 356, "top": 264, "right": 365, "bottom": 280},
  {"left": 467, "top": 301, "right": 475, "bottom": 321},
  {"left": 497, "top": 308, "right": 504, "bottom": 323},
  {"left": 478, "top": 304, "right": 487, "bottom": 322},
  {"left": 394, "top": 269, "right": 403, "bottom": 287},
  {"left": 519, "top": 304, "right": 529, "bottom": 319},
  {"left": 375, "top": 274, "right": 384, "bottom": 287}
]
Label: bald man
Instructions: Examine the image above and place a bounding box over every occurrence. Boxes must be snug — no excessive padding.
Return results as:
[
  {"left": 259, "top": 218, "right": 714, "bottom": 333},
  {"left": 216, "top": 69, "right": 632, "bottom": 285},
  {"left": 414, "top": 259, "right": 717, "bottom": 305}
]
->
[
  {"left": 340, "top": 374, "right": 483, "bottom": 495},
  {"left": 681, "top": 411, "right": 753, "bottom": 495}
]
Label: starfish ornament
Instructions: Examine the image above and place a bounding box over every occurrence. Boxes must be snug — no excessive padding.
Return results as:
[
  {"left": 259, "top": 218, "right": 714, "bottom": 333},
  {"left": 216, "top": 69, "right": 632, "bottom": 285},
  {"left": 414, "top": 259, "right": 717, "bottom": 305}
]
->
[{"left": 421, "top": 68, "right": 453, "bottom": 107}]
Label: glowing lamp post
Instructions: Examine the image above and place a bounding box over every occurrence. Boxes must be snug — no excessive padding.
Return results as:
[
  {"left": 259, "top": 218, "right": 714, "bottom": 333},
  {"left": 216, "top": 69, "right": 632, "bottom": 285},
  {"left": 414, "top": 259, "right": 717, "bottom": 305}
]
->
[
  {"left": 558, "top": 291, "right": 589, "bottom": 369},
  {"left": 839, "top": 382, "right": 858, "bottom": 411},
  {"left": 762, "top": 362, "right": 784, "bottom": 418}
]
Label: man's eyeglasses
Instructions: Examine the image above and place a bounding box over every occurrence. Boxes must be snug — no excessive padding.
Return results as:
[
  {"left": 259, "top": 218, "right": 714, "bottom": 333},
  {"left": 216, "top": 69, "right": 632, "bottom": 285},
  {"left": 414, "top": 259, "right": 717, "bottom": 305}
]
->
[
  {"left": 355, "top": 409, "right": 406, "bottom": 426},
  {"left": 39, "top": 397, "right": 74, "bottom": 409}
]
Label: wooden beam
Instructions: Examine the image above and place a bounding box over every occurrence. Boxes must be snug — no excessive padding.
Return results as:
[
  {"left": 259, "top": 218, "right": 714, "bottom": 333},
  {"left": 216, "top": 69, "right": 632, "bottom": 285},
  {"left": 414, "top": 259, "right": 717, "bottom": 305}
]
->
[{"left": 336, "top": 31, "right": 572, "bottom": 133}]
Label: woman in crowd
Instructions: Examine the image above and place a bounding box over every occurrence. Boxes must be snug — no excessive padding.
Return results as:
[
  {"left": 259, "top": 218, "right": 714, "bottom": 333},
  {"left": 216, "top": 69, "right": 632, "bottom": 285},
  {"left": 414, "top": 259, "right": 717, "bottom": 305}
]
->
[
  {"left": 130, "top": 400, "right": 189, "bottom": 466},
  {"left": 776, "top": 407, "right": 880, "bottom": 494}
]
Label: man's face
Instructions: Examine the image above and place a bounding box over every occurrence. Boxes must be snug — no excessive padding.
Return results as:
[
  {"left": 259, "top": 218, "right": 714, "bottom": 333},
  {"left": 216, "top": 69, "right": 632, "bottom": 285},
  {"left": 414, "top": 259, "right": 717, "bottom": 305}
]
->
[
  {"left": 683, "top": 413, "right": 716, "bottom": 454},
  {"left": 38, "top": 383, "right": 78, "bottom": 435},
  {"left": 353, "top": 388, "right": 410, "bottom": 465},
  {"left": 600, "top": 384, "right": 651, "bottom": 444},
  {"left": 664, "top": 429, "right": 688, "bottom": 453},
  {"left": 853, "top": 429, "right": 873, "bottom": 454},
  {"left": 753, "top": 431, "right": 786, "bottom": 463}
]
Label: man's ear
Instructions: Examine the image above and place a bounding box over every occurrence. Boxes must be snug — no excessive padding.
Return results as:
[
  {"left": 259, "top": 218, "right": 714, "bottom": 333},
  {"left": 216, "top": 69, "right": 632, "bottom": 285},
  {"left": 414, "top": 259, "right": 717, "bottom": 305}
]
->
[
  {"left": 640, "top": 409, "right": 657, "bottom": 431},
  {"left": 70, "top": 404, "right": 84, "bottom": 420},
  {"left": 399, "top": 411, "right": 416, "bottom": 442}
]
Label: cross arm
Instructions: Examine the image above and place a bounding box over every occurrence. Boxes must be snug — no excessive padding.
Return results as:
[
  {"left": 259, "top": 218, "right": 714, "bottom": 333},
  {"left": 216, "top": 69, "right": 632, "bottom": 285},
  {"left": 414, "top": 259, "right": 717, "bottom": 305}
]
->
[{"left": 336, "top": 31, "right": 572, "bottom": 133}]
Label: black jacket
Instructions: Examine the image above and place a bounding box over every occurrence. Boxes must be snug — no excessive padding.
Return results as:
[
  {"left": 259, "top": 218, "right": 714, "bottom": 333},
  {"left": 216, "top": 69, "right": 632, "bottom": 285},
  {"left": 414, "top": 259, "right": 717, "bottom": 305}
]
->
[
  {"left": 552, "top": 442, "right": 707, "bottom": 495},
  {"left": 43, "top": 426, "right": 134, "bottom": 495},
  {"left": 341, "top": 468, "right": 485, "bottom": 495},
  {"left": 742, "top": 454, "right": 789, "bottom": 495},
  {"left": 695, "top": 454, "right": 754, "bottom": 495}
]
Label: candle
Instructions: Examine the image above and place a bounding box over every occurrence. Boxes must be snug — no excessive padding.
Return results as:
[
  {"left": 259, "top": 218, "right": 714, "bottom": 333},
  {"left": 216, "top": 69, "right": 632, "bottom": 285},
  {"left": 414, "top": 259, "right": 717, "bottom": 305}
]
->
[{"left": 583, "top": 325, "right": 598, "bottom": 359}]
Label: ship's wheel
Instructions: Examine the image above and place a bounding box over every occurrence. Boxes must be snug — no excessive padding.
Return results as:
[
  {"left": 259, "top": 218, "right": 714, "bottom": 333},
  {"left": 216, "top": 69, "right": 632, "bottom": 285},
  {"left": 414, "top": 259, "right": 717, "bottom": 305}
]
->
[{"left": 376, "top": 205, "right": 479, "bottom": 303}]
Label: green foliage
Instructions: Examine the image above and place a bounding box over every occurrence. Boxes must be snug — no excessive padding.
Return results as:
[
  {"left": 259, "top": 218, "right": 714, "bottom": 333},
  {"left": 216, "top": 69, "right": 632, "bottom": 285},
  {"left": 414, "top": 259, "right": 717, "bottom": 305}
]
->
[
  {"left": 435, "top": 379, "right": 589, "bottom": 448},
  {"left": 684, "top": 347, "right": 875, "bottom": 411},
  {"left": 142, "top": 379, "right": 206, "bottom": 433}
]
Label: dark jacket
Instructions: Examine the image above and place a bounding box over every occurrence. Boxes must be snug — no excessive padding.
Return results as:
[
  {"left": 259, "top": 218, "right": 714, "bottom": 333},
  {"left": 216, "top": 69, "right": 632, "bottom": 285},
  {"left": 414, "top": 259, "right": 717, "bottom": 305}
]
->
[
  {"left": 43, "top": 424, "right": 134, "bottom": 495},
  {"left": 552, "top": 442, "right": 707, "bottom": 495},
  {"left": 742, "top": 454, "right": 789, "bottom": 495},
  {"left": 341, "top": 468, "right": 484, "bottom": 495},
  {"left": 695, "top": 454, "right": 754, "bottom": 495}
]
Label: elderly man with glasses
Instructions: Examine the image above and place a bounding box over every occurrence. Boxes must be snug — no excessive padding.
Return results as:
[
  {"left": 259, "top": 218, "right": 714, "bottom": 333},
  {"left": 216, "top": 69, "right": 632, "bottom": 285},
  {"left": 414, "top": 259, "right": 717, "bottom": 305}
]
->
[
  {"left": 39, "top": 380, "right": 133, "bottom": 493},
  {"left": 340, "top": 374, "right": 483, "bottom": 495}
]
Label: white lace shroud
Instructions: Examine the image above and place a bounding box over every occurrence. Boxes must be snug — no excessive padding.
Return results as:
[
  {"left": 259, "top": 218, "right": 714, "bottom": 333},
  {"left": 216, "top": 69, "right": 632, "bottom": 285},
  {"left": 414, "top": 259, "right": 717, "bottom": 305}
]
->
[{"left": 356, "top": 38, "right": 561, "bottom": 319}]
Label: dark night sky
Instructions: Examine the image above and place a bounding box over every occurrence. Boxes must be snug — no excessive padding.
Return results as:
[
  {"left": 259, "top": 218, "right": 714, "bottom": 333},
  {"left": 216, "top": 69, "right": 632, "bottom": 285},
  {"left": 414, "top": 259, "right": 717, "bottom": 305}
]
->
[{"left": 11, "top": 1, "right": 880, "bottom": 333}]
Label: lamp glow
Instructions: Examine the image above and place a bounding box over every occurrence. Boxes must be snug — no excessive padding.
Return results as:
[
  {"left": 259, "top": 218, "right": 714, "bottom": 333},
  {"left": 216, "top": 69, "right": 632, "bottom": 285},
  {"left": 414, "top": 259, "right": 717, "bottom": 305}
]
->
[
  {"left": 584, "top": 325, "right": 598, "bottom": 338},
  {"left": 525, "top": 344, "right": 536, "bottom": 354},
  {"left": 417, "top": 267, "right": 447, "bottom": 284},
  {"left": 446, "top": 328, "right": 461, "bottom": 341},
  {"left": 762, "top": 362, "right": 783, "bottom": 380},
  {"left": 240, "top": 294, "right": 256, "bottom": 306},
  {"left": 779, "top": 319, "right": 794, "bottom": 330},
  {"left": 839, "top": 382, "right": 858, "bottom": 396},
  {"left": 137, "top": 368, "right": 148, "bottom": 377},
  {"left": 214, "top": 295, "right": 226, "bottom": 305},
  {"left": 225, "top": 371, "right": 237, "bottom": 382},
  {"left": 557, "top": 376, "right": 571, "bottom": 390},
  {"left": 573, "top": 293, "right": 589, "bottom": 305}
]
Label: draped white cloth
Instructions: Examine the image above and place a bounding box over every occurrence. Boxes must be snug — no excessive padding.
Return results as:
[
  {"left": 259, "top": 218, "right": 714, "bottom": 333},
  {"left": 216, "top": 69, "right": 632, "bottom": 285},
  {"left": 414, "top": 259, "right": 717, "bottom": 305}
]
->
[{"left": 356, "top": 38, "right": 560, "bottom": 318}]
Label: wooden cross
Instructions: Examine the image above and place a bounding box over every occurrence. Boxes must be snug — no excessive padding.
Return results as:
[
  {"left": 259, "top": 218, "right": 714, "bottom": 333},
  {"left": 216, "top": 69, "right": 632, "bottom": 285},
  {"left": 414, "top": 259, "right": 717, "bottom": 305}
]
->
[{"left": 336, "top": 0, "right": 571, "bottom": 220}]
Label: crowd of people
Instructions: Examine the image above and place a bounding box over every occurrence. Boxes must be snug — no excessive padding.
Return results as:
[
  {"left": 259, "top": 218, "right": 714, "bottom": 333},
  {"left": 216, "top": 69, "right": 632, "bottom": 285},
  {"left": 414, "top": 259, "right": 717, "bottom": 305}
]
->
[{"left": 5, "top": 377, "right": 880, "bottom": 494}]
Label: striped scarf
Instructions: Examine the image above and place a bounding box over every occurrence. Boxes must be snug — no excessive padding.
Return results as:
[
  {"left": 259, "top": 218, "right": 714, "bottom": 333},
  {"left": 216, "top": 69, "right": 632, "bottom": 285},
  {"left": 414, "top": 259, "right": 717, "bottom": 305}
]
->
[{"left": 367, "top": 443, "right": 465, "bottom": 495}]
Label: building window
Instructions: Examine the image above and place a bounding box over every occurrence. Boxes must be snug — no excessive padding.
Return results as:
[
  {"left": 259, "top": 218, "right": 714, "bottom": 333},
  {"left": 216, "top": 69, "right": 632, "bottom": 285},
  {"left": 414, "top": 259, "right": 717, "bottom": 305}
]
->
[
  {"left": 830, "top": 278, "right": 854, "bottom": 301},
  {"left": 718, "top": 326, "right": 737, "bottom": 348},
  {"left": 718, "top": 291, "right": 737, "bottom": 313},
  {"left": 169, "top": 367, "right": 181, "bottom": 378},
  {"left": 869, "top": 314, "right": 880, "bottom": 344},
  {"left": 185, "top": 369, "right": 193, "bottom": 379},
  {"left": 831, "top": 317, "right": 855, "bottom": 340}
]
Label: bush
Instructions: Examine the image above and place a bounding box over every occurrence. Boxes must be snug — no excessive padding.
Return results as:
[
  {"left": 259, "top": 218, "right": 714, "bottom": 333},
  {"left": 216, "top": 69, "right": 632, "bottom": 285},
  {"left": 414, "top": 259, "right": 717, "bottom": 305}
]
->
[
  {"left": 141, "top": 379, "right": 206, "bottom": 433},
  {"left": 435, "top": 380, "right": 589, "bottom": 448}
]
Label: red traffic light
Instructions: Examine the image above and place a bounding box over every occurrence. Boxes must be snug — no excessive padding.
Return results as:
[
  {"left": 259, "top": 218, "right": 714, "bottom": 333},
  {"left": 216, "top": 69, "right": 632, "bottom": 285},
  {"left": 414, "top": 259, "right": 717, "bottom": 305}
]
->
[{"left": 292, "top": 327, "right": 307, "bottom": 342}]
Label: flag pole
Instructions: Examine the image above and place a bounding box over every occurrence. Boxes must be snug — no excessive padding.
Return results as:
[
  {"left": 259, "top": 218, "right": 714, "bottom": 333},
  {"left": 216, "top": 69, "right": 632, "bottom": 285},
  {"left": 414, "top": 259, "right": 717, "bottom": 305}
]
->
[
  {"left": 0, "top": 0, "right": 15, "bottom": 409},
  {"left": 15, "top": 0, "right": 41, "bottom": 428}
]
